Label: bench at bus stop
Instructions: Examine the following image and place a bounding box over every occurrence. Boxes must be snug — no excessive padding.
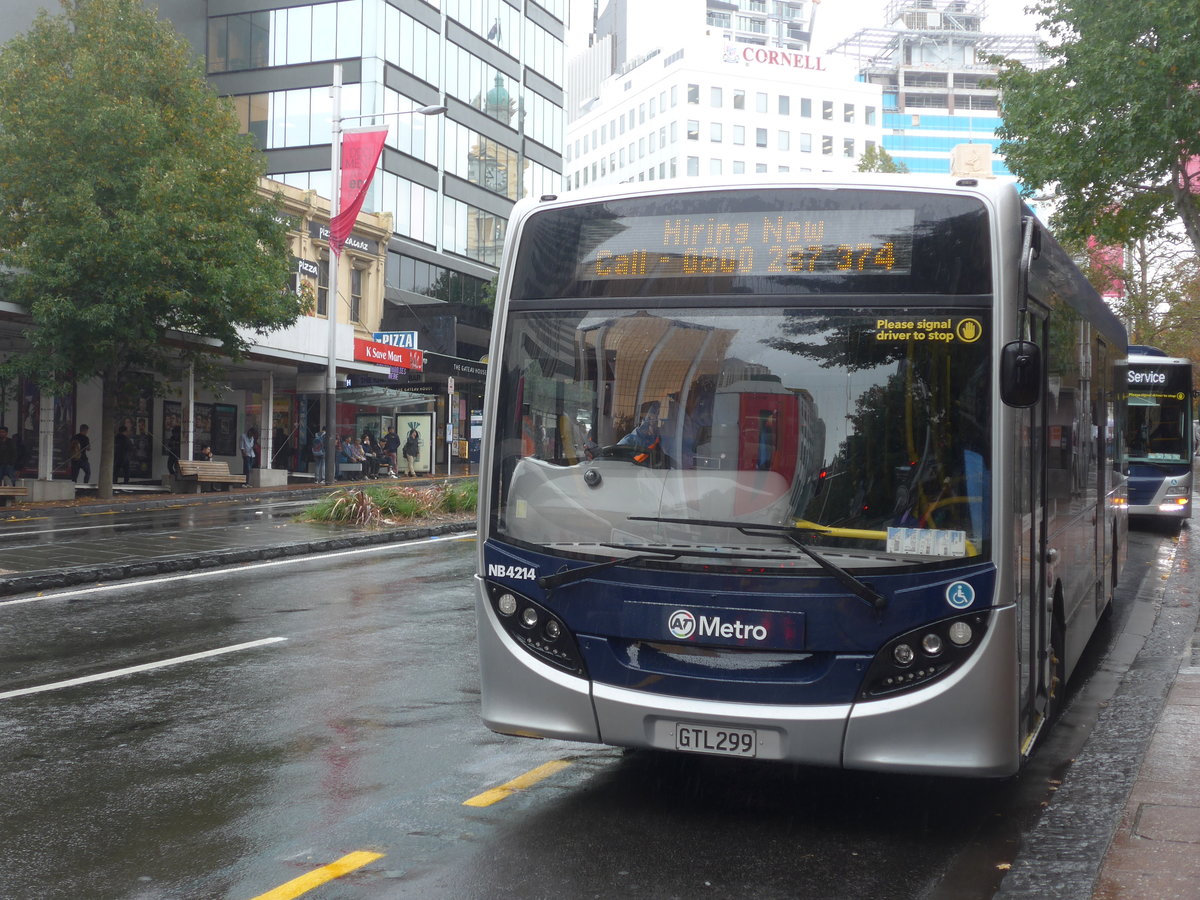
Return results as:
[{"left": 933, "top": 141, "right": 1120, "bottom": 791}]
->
[
  {"left": 174, "top": 460, "right": 245, "bottom": 492},
  {"left": 0, "top": 485, "right": 27, "bottom": 506}
]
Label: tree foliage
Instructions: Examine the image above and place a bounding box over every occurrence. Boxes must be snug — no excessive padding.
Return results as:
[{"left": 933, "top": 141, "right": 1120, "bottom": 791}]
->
[
  {"left": 857, "top": 144, "right": 909, "bottom": 174},
  {"left": 1077, "top": 236, "right": 1200, "bottom": 354},
  {"left": 0, "top": 0, "right": 304, "bottom": 495},
  {"left": 994, "top": 0, "right": 1200, "bottom": 253}
]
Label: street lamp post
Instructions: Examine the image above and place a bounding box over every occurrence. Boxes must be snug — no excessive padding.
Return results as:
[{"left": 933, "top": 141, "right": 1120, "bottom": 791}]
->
[{"left": 325, "top": 61, "right": 446, "bottom": 484}]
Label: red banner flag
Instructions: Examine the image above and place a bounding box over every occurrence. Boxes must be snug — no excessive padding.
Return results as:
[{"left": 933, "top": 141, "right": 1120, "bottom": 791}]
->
[{"left": 330, "top": 127, "right": 388, "bottom": 256}]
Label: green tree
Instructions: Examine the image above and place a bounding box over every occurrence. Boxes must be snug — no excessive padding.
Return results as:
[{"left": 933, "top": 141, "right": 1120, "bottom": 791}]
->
[
  {"left": 994, "top": 0, "right": 1200, "bottom": 253},
  {"left": 857, "top": 144, "right": 909, "bottom": 174},
  {"left": 1076, "top": 236, "right": 1200, "bottom": 352},
  {"left": 0, "top": 0, "right": 304, "bottom": 498}
]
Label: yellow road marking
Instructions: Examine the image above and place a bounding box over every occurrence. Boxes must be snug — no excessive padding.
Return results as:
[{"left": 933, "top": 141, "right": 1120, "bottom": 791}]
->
[
  {"left": 462, "top": 759, "right": 572, "bottom": 807},
  {"left": 249, "top": 851, "right": 384, "bottom": 900}
]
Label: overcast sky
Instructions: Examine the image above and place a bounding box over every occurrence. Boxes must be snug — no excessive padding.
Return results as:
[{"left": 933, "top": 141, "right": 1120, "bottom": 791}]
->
[{"left": 566, "top": 0, "right": 1040, "bottom": 56}]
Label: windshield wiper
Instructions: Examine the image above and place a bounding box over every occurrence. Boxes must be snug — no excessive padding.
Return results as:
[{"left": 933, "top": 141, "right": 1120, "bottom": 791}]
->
[
  {"left": 537, "top": 542, "right": 813, "bottom": 592},
  {"left": 537, "top": 550, "right": 681, "bottom": 591},
  {"left": 628, "top": 515, "right": 888, "bottom": 611}
]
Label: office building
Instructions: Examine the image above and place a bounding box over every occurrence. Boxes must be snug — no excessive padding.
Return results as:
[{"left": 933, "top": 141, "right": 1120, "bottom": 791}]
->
[{"left": 565, "top": 1, "right": 882, "bottom": 190}]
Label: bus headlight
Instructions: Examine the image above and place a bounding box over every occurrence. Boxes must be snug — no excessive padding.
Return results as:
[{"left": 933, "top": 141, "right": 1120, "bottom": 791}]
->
[
  {"left": 485, "top": 582, "right": 587, "bottom": 677},
  {"left": 860, "top": 611, "right": 990, "bottom": 700},
  {"left": 948, "top": 621, "right": 973, "bottom": 646}
]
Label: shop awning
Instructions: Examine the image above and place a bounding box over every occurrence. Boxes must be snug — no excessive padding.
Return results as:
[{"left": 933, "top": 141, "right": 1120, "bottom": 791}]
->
[{"left": 336, "top": 386, "right": 433, "bottom": 408}]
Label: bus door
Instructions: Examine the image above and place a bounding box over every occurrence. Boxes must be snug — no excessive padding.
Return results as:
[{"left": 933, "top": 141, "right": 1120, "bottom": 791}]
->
[
  {"left": 1093, "top": 337, "right": 1109, "bottom": 616},
  {"left": 1018, "top": 307, "right": 1053, "bottom": 741}
]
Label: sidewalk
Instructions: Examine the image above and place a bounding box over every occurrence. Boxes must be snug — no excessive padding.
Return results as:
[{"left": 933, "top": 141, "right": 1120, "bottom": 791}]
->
[
  {"left": 0, "top": 473, "right": 477, "bottom": 598},
  {"left": 999, "top": 527, "right": 1200, "bottom": 899},
  {"left": 1091, "top": 630, "right": 1200, "bottom": 898}
]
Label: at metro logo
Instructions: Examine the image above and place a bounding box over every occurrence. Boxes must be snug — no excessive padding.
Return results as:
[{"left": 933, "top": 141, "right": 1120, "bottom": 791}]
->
[{"left": 697, "top": 615, "right": 768, "bottom": 642}]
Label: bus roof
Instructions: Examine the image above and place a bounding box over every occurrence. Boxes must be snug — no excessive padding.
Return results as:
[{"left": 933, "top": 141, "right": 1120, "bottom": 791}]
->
[
  {"left": 522, "top": 173, "right": 1022, "bottom": 215},
  {"left": 1127, "top": 352, "right": 1191, "bottom": 365}
]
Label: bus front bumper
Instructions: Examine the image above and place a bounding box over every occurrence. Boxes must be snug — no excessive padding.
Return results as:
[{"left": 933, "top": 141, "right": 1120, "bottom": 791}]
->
[{"left": 591, "top": 605, "right": 1019, "bottom": 776}]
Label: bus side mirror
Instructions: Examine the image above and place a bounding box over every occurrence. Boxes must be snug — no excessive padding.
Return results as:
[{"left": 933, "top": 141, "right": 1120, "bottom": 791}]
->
[{"left": 1001, "top": 340, "right": 1041, "bottom": 407}]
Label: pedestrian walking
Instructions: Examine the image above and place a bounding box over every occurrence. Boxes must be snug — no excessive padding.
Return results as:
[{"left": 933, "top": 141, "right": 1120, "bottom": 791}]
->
[
  {"left": 69, "top": 424, "right": 91, "bottom": 484},
  {"left": 240, "top": 427, "right": 257, "bottom": 486},
  {"left": 312, "top": 425, "right": 327, "bottom": 482},
  {"left": 402, "top": 427, "right": 420, "bottom": 476},
  {"left": 113, "top": 424, "right": 132, "bottom": 484},
  {"left": 0, "top": 426, "right": 18, "bottom": 486}
]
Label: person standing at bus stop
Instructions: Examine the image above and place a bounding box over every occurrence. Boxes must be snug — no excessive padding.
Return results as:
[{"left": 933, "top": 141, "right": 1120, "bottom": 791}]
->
[
  {"left": 69, "top": 424, "right": 91, "bottom": 483},
  {"left": 402, "top": 427, "right": 420, "bottom": 477},
  {"left": 383, "top": 425, "right": 401, "bottom": 477},
  {"left": 0, "top": 426, "right": 17, "bottom": 487},
  {"left": 240, "top": 427, "right": 256, "bottom": 486},
  {"left": 311, "top": 425, "right": 327, "bottom": 482}
]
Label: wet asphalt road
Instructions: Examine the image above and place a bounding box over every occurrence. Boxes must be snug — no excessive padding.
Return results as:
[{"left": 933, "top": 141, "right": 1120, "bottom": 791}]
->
[{"left": 0, "top": 522, "right": 1185, "bottom": 899}]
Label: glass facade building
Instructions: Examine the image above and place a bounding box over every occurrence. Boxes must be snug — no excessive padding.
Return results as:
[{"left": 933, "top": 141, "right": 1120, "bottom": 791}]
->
[{"left": 202, "top": 0, "right": 566, "bottom": 359}]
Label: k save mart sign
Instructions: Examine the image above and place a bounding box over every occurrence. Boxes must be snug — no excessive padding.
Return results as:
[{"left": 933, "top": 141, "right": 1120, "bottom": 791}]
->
[{"left": 353, "top": 338, "right": 424, "bottom": 371}]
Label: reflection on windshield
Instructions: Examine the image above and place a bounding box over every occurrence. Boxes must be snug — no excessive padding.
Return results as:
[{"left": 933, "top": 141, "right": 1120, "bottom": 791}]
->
[
  {"left": 1126, "top": 392, "right": 1189, "bottom": 462},
  {"left": 491, "top": 308, "right": 991, "bottom": 568}
]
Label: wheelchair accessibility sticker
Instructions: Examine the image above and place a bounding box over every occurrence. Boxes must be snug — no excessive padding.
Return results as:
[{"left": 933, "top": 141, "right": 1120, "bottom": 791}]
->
[{"left": 946, "top": 581, "right": 975, "bottom": 609}]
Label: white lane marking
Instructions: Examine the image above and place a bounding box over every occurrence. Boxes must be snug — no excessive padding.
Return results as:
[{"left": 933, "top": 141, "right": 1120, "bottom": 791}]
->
[
  {"left": 0, "top": 532, "right": 478, "bottom": 607},
  {"left": 0, "top": 637, "right": 288, "bottom": 701},
  {"left": 0, "top": 522, "right": 139, "bottom": 537}
]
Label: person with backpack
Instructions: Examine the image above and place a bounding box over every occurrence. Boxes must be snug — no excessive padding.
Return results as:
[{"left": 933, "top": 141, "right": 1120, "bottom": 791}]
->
[
  {"left": 311, "top": 425, "right": 327, "bottom": 483},
  {"left": 69, "top": 424, "right": 91, "bottom": 483}
]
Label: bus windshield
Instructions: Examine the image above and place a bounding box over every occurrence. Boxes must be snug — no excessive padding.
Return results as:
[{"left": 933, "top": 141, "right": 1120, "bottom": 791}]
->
[
  {"left": 490, "top": 306, "right": 991, "bottom": 569},
  {"left": 1126, "top": 363, "right": 1192, "bottom": 463}
]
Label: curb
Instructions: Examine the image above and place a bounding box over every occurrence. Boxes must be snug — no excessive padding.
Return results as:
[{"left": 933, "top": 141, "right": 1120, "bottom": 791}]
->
[
  {"left": 0, "top": 475, "right": 475, "bottom": 521},
  {"left": 0, "top": 520, "right": 477, "bottom": 598}
]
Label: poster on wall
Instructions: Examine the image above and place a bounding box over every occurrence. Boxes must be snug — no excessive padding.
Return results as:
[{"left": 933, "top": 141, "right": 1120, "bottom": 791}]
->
[
  {"left": 355, "top": 413, "right": 384, "bottom": 442},
  {"left": 193, "top": 404, "right": 212, "bottom": 458},
  {"left": 116, "top": 374, "right": 155, "bottom": 479},
  {"left": 18, "top": 379, "right": 74, "bottom": 476},
  {"left": 400, "top": 413, "right": 433, "bottom": 475},
  {"left": 212, "top": 404, "right": 237, "bottom": 457}
]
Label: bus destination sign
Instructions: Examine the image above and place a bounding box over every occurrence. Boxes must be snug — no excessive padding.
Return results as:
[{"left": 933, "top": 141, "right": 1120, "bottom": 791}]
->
[{"left": 581, "top": 209, "right": 915, "bottom": 281}]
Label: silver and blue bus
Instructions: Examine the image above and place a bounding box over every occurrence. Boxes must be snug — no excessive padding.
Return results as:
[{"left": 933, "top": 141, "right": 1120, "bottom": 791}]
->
[
  {"left": 475, "top": 177, "right": 1127, "bottom": 776},
  {"left": 1123, "top": 346, "right": 1193, "bottom": 525}
]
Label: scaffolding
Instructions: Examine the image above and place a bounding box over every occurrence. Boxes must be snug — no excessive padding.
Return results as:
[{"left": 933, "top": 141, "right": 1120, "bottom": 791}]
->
[{"left": 827, "top": 0, "right": 1043, "bottom": 74}]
